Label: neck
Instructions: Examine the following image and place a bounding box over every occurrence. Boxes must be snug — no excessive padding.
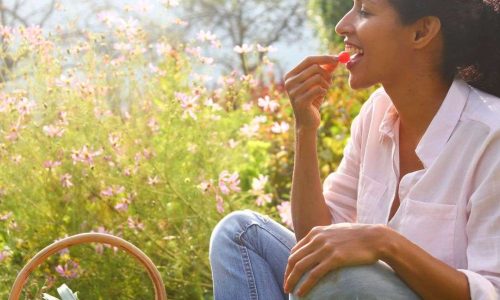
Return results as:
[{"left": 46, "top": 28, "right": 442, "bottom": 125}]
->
[{"left": 382, "top": 73, "right": 453, "bottom": 142}]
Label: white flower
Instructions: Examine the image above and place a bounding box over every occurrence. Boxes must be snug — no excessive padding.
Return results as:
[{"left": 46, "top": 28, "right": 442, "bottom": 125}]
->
[
  {"left": 251, "top": 175, "right": 269, "bottom": 193},
  {"left": 258, "top": 96, "right": 279, "bottom": 112},
  {"left": 233, "top": 44, "right": 253, "bottom": 54},
  {"left": 162, "top": 0, "right": 179, "bottom": 7},
  {"left": 271, "top": 121, "right": 290, "bottom": 134}
]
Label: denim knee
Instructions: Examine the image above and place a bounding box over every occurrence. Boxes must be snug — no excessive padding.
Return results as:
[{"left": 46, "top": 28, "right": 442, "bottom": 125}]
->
[
  {"left": 290, "top": 262, "right": 420, "bottom": 300},
  {"left": 209, "top": 210, "right": 262, "bottom": 258}
]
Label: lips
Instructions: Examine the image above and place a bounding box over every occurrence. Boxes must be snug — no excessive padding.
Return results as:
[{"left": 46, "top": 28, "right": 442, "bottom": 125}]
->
[
  {"left": 345, "top": 43, "right": 364, "bottom": 58},
  {"left": 344, "top": 42, "right": 364, "bottom": 70}
]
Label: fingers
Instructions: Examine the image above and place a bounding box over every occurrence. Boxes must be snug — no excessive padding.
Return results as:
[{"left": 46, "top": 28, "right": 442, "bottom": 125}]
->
[
  {"left": 285, "top": 56, "right": 338, "bottom": 80},
  {"left": 288, "top": 73, "right": 331, "bottom": 99},
  {"left": 293, "top": 260, "right": 334, "bottom": 297},
  {"left": 285, "top": 64, "right": 332, "bottom": 91},
  {"left": 284, "top": 229, "right": 324, "bottom": 285},
  {"left": 284, "top": 248, "right": 323, "bottom": 293}
]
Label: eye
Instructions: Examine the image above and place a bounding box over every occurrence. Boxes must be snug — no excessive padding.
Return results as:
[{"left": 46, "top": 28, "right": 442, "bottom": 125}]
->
[{"left": 359, "top": 7, "right": 371, "bottom": 17}]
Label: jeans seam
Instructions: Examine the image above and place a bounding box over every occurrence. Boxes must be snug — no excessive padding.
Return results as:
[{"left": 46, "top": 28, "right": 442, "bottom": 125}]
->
[
  {"left": 237, "top": 233, "right": 259, "bottom": 300},
  {"left": 235, "top": 220, "right": 294, "bottom": 300}
]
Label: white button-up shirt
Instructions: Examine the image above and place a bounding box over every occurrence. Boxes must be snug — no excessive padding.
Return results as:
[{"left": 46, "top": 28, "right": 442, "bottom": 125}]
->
[{"left": 323, "top": 79, "right": 500, "bottom": 299}]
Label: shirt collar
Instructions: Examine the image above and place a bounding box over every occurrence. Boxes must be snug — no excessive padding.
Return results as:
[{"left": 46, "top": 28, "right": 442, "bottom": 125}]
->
[
  {"left": 415, "top": 79, "right": 470, "bottom": 168},
  {"left": 378, "top": 78, "right": 471, "bottom": 168},
  {"left": 379, "top": 102, "right": 399, "bottom": 140}
]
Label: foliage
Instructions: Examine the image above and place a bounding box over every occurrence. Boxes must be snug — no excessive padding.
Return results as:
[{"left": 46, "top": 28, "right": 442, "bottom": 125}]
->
[
  {"left": 308, "top": 0, "right": 352, "bottom": 49},
  {"left": 0, "top": 3, "right": 374, "bottom": 299}
]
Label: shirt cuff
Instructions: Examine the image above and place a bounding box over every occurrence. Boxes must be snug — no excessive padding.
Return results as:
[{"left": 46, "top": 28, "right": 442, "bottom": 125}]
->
[{"left": 458, "top": 269, "right": 499, "bottom": 300}]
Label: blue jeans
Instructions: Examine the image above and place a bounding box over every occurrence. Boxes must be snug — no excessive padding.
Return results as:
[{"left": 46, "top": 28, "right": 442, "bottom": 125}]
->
[{"left": 209, "top": 209, "right": 421, "bottom": 300}]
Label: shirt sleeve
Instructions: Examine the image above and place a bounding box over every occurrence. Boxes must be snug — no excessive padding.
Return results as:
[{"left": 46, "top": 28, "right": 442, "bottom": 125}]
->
[
  {"left": 458, "top": 133, "right": 500, "bottom": 300},
  {"left": 323, "top": 97, "right": 374, "bottom": 224}
]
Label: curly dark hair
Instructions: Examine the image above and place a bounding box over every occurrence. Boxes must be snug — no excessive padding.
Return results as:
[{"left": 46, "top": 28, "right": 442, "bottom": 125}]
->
[{"left": 387, "top": 0, "right": 500, "bottom": 97}]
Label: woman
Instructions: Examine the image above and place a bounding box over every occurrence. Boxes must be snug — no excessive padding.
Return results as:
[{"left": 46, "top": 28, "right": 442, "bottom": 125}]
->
[{"left": 209, "top": 0, "right": 500, "bottom": 299}]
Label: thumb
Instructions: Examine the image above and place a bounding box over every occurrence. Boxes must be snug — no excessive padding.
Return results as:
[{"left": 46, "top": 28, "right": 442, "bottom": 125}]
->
[{"left": 320, "top": 56, "right": 339, "bottom": 72}]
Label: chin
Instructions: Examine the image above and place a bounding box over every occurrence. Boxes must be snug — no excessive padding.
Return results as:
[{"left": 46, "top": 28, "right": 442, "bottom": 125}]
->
[{"left": 348, "top": 74, "right": 379, "bottom": 90}]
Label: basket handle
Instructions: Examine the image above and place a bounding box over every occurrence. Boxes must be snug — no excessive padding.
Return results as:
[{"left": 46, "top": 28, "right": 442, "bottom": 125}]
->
[{"left": 9, "top": 233, "right": 167, "bottom": 300}]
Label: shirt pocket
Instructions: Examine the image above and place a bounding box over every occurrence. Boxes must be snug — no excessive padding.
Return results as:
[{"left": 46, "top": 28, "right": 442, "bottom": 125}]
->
[
  {"left": 399, "top": 198, "right": 457, "bottom": 265},
  {"left": 357, "top": 173, "right": 387, "bottom": 223}
]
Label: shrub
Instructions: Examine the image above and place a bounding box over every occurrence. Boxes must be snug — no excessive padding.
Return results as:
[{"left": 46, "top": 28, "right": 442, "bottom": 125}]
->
[{"left": 0, "top": 14, "right": 375, "bottom": 300}]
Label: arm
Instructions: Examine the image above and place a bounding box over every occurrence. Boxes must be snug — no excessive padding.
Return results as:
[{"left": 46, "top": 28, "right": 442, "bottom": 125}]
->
[
  {"left": 284, "top": 55, "right": 339, "bottom": 241},
  {"left": 291, "top": 128, "right": 332, "bottom": 240},
  {"left": 284, "top": 223, "right": 471, "bottom": 299},
  {"left": 380, "top": 226, "right": 470, "bottom": 300}
]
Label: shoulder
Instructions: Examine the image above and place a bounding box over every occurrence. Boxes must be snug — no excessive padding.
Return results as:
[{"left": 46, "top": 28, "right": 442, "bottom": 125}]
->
[{"left": 464, "top": 86, "right": 500, "bottom": 133}]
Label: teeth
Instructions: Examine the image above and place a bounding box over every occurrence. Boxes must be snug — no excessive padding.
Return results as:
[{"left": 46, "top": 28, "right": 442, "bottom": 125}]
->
[{"left": 345, "top": 45, "right": 364, "bottom": 56}]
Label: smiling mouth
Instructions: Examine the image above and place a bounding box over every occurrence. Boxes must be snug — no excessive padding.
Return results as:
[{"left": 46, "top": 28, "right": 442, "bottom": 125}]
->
[{"left": 345, "top": 44, "right": 364, "bottom": 60}]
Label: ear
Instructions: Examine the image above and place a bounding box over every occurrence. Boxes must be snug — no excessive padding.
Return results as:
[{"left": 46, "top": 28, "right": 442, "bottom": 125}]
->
[{"left": 412, "top": 16, "right": 441, "bottom": 49}]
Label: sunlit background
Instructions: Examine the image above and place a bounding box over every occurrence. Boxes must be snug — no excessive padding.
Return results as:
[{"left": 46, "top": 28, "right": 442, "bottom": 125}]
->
[{"left": 0, "top": 1, "right": 366, "bottom": 299}]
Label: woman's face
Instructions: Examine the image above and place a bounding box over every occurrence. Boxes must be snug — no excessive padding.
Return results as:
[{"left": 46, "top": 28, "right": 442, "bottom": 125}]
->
[{"left": 335, "top": 0, "right": 416, "bottom": 89}]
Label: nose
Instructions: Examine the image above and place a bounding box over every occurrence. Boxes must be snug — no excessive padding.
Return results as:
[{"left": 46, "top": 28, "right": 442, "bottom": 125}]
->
[{"left": 335, "top": 9, "right": 355, "bottom": 38}]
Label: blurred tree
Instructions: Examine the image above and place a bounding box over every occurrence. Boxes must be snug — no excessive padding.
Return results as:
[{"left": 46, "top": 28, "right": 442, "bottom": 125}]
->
[
  {"left": 0, "top": 0, "right": 58, "bottom": 80},
  {"left": 308, "top": 0, "right": 351, "bottom": 49},
  {"left": 179, "top": 0, "right": 307, "bottom": 75}
]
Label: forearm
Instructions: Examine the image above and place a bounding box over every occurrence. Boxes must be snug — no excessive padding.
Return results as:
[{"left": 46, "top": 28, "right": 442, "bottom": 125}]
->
[
  {"left": 379, "top": 226, "right": 470, "bottom": 300},
  {"left": 291, "top": 128, "right": 332, "bottom": 241}
]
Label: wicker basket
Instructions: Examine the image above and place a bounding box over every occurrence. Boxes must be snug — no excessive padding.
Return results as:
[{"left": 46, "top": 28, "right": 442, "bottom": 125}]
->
[{"left": 9, "top": 233, "right": 167, "bottom": 300}]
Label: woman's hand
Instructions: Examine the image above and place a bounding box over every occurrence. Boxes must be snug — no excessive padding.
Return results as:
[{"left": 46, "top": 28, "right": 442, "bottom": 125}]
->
[
  {"left": 284, "top": 56, "right": 339, "bottom": 131},
  {"left": 283, "top": 223, "right": 388, "bottom": 297}
]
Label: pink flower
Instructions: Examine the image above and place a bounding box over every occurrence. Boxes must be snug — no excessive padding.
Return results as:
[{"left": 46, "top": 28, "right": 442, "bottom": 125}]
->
[
  {"left": 255, "top": 194, "right": 273, "bottom": 206},
  {"left": 58, "top": 111, "right": 69, "bottom": 125},
  {"left": 277, "top": 201, "right": 293, "bottom": 229},
  {"left": 147, "top": 118, "right": 160, "bottom": 133},
  {"left": 0, "top": 249, "right": 11, "bottom": 262},
  {"left": 5, "top": 124, "right": 21, "bottom": 141},
  {"left": 43, "top": 124, "right": 65, "bottom": 138},
  {"left": 251, "top": 175, "right": 272, "bottom": 206},
  {"left": 108, "top": 133, "right": 121, "bottom": 148},
  {"left": 55, "top": 260, "right": 81, "bottom": 279},
  {"left": 71, "top": 145, "right": 103, "bottom": 165},
  {"left": 21, "top": 26, "right": 44, "bottom": 47},
  {"left": 0, "top": 26, "right": 13, "bottom": 43},
  {"left": 142, "top": 148, "right": 155, "bottom": 160},
  {"left": 218, "top": 171, "right": 240, "bottom": 195},
  {"left": 0, "top": 212, "right": 13, "bottom": 221},
  {"left": 114, "top": 192, "right": 135, "bottom": 212},
  {"left": 258, "top": 96, "right": 279, "bottom": 112},
  {"left": 16, "top": 97, "right": 35, "bottom": 116},
  {"left": 43, "top": 160, "right": 62, "bottom": 171},
  {"left": 199, "top": 180, "right": 212, "bottom": 193},
  {"left": 100, "top": 185, "right": 125, "bottom": 197},
  {"left": 60, "top": 174, "right": 73, "bottom": 188},
  {"left": 175, "top": 92, "right": 199, "bottom": 120},
  {"left": 11, "top": 155, "right": 22, "bottom": 164},
  {"left": 92, "top": 227, "right": 118, "bottom": 254},
  {"left": 127, "top": 217, "right": 145, "bottom": 232},
  {"left": 215, "top": 194, "right": 224, "bottom": 213},
  {"left": 53, "top": 236, "right": 70, "bottom": 255}
]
